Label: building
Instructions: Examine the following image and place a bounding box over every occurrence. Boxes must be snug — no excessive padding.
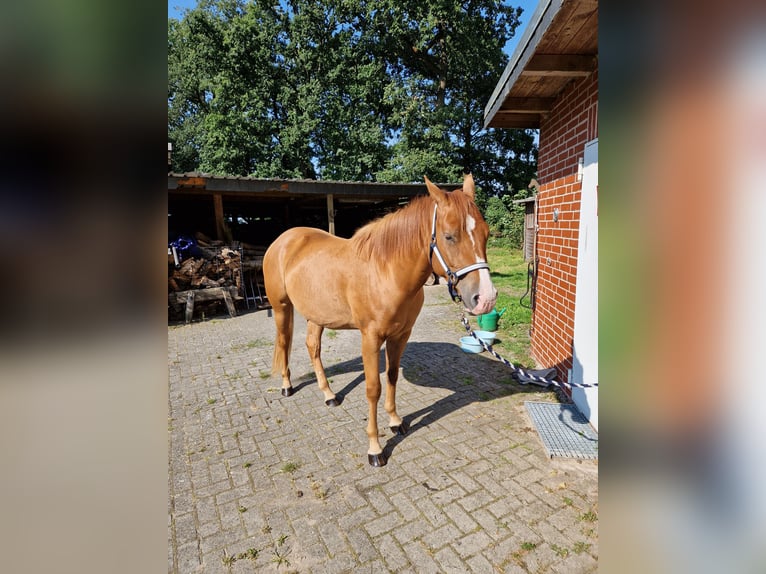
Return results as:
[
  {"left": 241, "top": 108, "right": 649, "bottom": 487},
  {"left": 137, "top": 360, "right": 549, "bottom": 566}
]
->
[{"left": 484, "top": 0, "right": 598, "bottom": 428}]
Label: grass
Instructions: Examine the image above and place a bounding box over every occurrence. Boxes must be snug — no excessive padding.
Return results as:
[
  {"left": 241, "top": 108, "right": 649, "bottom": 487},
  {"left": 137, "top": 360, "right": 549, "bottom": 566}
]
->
[
  {"left": 221, "top": 547, "right": 260, "bottom": 568},
  {"left": 272, "top": 535, "right": 291, "bottom": 567},
  {"left": 280, "top": 461, "right": 300, "bottom": 474},
  {"left": 579, "top": 510, "right": 598, "bottom": 522},
  {"left": 482, "top": 237, "right": 534, "bottom": 367},
  {"left": 550, "top": 543, "right": 570, "bottom": 558},
  {"left": 232, "top": 338, "right": 270, "bottom": 351}
]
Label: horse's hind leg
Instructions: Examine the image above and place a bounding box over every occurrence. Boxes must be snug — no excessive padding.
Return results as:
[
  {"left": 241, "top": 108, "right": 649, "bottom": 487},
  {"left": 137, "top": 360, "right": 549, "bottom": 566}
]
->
[
  {"left": 271, "top": 299, "right": 295, "bottom": 397},
  {"left": 306, "top": 321, "right": 339, "bottom": 406}
]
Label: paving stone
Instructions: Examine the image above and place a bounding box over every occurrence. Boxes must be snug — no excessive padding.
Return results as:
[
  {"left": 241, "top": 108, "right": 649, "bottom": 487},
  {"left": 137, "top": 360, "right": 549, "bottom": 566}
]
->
[
  {"left": 420, "top": 522, "right": 462, "bottom": 552},
  {"left": 400, "top": 539, "right": 443, "bottom": 573},
  {"left": 434, "top": 545, "right": 466, "bottom": 574},
  {"left": 414, "top": 494, "right": 450, "bottom": 528},
  {"left": 168, "top": 286, "right": 598, "bottom": 573},
  {"left": 364, "top": 509, "right": 405, "bottom": 538},
  {"left": 452, "top": 529, "right": 494, "bottom": 559},
  {"left": 345, "top": 526, "right": 381, "bottom": 564},
  {"left": 377, "top": 532, "right": 411, "bottom": 572},
  {"left": 441, "top": 501, "right": 479, "bottom": 534},
  {"left": 466, "top": 552, "right": 497, "bottom": 573},
  {"left": 456, "top": 487, "right": 495, "bottom": 513}
]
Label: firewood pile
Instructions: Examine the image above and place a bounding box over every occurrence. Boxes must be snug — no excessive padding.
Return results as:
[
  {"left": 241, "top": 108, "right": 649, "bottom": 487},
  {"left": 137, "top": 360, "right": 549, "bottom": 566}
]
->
[{"left": 168, "top": 232, "right": 268, "bottom": 320}]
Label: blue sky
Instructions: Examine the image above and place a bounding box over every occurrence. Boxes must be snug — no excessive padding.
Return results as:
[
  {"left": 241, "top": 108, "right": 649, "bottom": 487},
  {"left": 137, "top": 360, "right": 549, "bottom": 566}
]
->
[
  {"left": 168, "top": 0, "right": 540, "bottom": 57},
  {"left": 168, "top": 0, "right": 197, "bottom": 20}
]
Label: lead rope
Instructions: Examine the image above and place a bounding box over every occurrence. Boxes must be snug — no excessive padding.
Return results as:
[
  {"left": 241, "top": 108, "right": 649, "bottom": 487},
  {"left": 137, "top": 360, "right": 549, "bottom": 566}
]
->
[{"left": 459, "top": 313, "right": 599, "bottom": 390}]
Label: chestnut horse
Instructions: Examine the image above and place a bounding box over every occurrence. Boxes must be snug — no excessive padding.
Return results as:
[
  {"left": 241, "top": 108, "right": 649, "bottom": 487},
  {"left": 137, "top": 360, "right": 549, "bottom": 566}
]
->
[{"left": 262, "top": 174, "right": 497, "bottom": 466}]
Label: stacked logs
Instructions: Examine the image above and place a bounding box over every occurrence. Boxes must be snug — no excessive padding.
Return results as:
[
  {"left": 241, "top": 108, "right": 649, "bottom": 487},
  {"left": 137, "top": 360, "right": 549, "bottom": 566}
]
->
[
  {"left": 168, "top": 233, "right": 267, "bottom": 320},
  {"left": 168, "top": 245, "right": 242, "bottom": 293}
]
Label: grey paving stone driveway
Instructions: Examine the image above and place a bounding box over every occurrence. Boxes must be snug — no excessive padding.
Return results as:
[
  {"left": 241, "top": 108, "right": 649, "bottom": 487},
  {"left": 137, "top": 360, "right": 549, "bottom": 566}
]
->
[{"left": 168, "top": 285, "right": 598, "bottom": 573}]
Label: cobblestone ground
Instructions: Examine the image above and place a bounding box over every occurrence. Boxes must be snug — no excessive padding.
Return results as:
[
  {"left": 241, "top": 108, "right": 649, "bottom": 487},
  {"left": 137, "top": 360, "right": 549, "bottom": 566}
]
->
[{"left": 168, "top": 286, "right": 598, "bottom": 573}]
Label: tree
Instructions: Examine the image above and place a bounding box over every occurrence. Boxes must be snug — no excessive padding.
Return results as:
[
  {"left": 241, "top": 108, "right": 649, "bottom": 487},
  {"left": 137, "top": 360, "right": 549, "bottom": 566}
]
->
[
  {"left": 365, "top": 0, "right": 532, "bottom": 193},
  {"left": 168, "top": 0, "right": 537, "bottom": 201}
]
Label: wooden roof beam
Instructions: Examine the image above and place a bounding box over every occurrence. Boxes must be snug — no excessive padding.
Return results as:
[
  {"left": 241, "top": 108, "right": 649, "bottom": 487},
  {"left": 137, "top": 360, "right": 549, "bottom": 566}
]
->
[
  {"left": 486, "top": 112, "right": 541, "bottom": 129},
  {"left": 499, "top": 97, "right": 556, "bottom": 113},
  {"left": 521, "top": 54, "right": 597, "bottom": 77}
]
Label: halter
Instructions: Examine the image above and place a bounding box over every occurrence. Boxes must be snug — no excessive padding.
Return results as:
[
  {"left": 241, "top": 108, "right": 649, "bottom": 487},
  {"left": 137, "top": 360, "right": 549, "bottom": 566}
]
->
[{"left": 429, "top": 204, "right": 490, "bottom": 303}]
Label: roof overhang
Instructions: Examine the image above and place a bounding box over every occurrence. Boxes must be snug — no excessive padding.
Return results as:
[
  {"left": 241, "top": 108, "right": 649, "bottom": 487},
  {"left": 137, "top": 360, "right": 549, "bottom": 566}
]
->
[
  {"left": 484, "top": 0, "right": 598, "bottom": 129},
  {"left": 168, "top": 173, "right": 462, "bottom": 199}
]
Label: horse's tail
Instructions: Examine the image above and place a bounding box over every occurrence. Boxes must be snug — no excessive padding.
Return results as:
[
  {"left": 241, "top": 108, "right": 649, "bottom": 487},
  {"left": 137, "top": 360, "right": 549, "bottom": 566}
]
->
[{"left": 263, "top": 238, "right": 294, "bottom": 378}]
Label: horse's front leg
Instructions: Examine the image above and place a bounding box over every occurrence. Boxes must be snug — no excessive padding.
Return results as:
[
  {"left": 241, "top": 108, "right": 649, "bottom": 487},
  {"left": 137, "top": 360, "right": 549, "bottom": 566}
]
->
[
  {"left": 384, "top": 332, "right": 411, "bottom": 436},
  {"left": 361, "top": 331, "right": 386, "bottom": 467}
]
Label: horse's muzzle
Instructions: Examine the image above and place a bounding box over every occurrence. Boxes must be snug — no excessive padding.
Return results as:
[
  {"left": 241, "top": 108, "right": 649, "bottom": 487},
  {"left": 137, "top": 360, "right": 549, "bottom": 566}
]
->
[
  {"left": 461, "top": 282, "right": 497, "bottom": 316},
  {"left": 468, "top": 293, "right": 496, "bottom": 316}
]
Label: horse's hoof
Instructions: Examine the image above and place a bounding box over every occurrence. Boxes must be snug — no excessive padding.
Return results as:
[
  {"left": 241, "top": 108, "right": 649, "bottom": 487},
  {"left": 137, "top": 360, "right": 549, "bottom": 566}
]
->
[
  {"left": 390, "top": 421, "right": 409, "bottom": 436},
  {"left": 281, "top": 387, "right": 294, "bottom": 397},
  {"left": 368, "top": 453, "right": 387, "bottom": 467},
  {"left": 325, "top": 398, "right": 340, "bottom": 407}
]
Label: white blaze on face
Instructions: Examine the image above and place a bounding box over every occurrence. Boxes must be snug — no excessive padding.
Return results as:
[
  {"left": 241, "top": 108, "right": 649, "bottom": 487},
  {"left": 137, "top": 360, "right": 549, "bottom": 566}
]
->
[
  {"left": 466, "top": 214, "right": 477, "bottom": 251},
  {"left": 465, "top": 214, "right": 497, "bottom": 313}
]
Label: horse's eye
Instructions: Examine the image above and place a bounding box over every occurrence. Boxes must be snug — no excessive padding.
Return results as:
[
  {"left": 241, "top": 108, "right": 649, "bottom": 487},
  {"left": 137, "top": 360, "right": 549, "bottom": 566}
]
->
[{"left": 444, "top": 233, "right": 456, "bottom": 243}]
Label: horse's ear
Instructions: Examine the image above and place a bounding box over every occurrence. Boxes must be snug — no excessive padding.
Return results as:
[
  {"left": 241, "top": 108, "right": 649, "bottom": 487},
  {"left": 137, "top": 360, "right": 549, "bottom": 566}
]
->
[
  {"left": 424, "top": 176, "right": 448, "bottom": 206},
  {"left": 461, "top": 173, "right": 475, "bottom": 200}
]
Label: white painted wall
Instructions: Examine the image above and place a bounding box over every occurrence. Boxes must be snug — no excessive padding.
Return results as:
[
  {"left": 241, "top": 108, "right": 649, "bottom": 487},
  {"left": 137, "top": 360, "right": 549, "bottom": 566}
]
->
[{"left": 571, "top": 138, "right": 598, "bottom": 430}]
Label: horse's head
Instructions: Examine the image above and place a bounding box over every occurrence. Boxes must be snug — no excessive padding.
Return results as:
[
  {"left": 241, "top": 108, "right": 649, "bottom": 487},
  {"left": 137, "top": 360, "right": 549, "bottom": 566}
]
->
[{"left": 425, "top": 174, "right": 498, "bottom": 316}]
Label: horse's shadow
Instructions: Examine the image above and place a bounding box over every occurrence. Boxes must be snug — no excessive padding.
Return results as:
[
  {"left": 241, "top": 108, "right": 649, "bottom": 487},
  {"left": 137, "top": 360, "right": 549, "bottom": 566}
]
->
[{"left": 293, "top": 341, "right": 555, "bottom": 462}]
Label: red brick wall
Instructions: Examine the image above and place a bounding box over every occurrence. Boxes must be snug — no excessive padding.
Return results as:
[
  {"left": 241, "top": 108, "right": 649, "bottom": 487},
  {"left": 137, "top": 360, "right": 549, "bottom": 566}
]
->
[{"left": 531, "top": 70, "right": 598, "bottom": 384}]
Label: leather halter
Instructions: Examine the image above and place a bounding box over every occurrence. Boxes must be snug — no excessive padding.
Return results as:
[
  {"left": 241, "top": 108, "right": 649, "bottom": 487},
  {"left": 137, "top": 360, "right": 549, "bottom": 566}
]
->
[{"left": 428, "top": 204, "right": 490, "bottom": 303}]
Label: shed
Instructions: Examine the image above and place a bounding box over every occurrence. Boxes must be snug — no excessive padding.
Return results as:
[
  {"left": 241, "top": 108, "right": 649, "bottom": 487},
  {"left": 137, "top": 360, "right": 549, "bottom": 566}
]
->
[
  {"left": 167, "top": 173, "right": 463, "bottom": 320},
  {"left": 484, "top": 0, "right": 598, "bottom": 429},
  {"left": 168, "top": 173, "right": 461, "bottom": 246},
  {"left": 512, "top": 196, "right": 537, "bottom": 262}
]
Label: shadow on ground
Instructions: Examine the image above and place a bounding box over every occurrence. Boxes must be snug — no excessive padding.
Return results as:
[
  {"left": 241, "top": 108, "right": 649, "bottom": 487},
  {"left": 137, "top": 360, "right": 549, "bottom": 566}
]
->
[{"left": 290, "top": 341, "right": 560, "bottom": 462}]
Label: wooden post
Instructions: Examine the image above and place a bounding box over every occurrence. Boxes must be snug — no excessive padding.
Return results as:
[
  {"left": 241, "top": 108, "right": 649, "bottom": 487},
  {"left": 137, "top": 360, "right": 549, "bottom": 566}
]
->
[
  {"left": 213, "top": 193, "right": 233, "bottom": 243},
  {"left": 327, "top": 193, "right": 335, "bottom": 235},
  {"left": 185, "top": 291, "right": 195, "bottom": 324},
  {"left": 221, "top": 288, "right": 237, "bottom": 318},
  {"left": 213, "top": 193, "right": 226, "bottom": 241}
]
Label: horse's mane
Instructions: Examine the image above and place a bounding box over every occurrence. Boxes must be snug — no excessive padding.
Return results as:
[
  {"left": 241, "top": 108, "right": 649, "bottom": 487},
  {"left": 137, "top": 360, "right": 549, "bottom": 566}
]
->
[
  {"left": 350, "top": 195, "right": 433, "bottom": 262},
  {"left": 350, "top": 190, "right": 475, "bottom": 262}
]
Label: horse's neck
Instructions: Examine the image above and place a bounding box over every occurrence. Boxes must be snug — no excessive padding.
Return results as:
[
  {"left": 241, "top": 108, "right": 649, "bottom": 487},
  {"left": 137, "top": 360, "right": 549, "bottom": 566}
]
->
[{"left": 384, "top": 199, "right": 434, "bottom": 291}]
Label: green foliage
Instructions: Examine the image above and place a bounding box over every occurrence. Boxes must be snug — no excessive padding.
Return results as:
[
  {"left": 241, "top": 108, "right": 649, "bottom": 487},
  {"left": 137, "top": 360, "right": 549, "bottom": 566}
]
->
[
  {"left": 168, "top": 0, "right": 537, "bottom": 196},
  {"left": 483, "top": 186, "right": 534, "bottom": 247},
  {"left": 484, "top": 195, "right": 514, "bottom": 237}
]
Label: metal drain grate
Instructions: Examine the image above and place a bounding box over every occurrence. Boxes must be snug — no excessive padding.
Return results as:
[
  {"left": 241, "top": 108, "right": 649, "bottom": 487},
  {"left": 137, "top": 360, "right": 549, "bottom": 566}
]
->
[{"left": 525, "top": 402, "right": 598, "bottom": 460}]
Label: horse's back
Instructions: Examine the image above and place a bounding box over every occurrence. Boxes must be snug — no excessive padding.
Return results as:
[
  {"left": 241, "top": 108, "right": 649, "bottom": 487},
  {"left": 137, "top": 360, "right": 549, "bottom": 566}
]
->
[
  {"left": 264, "top": 227, "right": 344, "bottom": 272},
  {"left": 264, "top": 227, "right": 357, "bottom": 328}
]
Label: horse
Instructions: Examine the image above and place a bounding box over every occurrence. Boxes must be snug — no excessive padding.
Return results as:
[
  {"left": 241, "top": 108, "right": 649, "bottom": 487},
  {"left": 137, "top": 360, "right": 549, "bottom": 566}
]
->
[{"left": 262, "top": 174, "right": 497, "bottom": 466}]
